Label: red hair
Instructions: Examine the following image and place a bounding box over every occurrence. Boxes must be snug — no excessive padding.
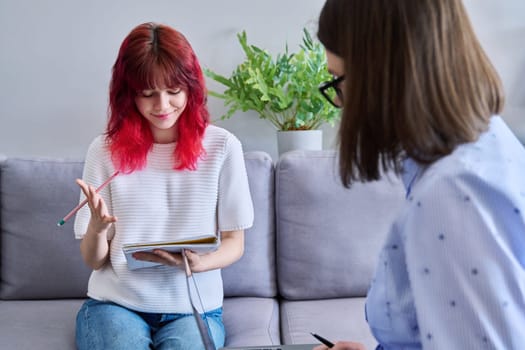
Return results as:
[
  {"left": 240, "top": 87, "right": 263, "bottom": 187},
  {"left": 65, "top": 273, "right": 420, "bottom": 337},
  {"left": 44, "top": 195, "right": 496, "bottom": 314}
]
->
[{"left": 106, "top": 22, "right": 209, "bottom": 173}]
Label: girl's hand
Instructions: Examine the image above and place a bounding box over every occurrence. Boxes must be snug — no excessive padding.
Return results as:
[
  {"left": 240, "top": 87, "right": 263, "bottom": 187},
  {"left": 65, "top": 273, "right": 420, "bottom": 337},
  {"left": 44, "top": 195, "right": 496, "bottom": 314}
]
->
[
  {"left": 132, "top": 230, "right": 244, "bottom": 272},
  {"left": 313, "top": 341, "right": 366, "bottom": 350},
  {"left": 132, "top": 250, "right": 183, "bottom": 268},
  {"left": 76, "top": 179, "right": 117, "bottom": 234},
  {"left": 183, "top": 249, "right": 205, "bottom": 272},
  {"left": 132, "top": 249, "right": 205, "bottom": 271}
]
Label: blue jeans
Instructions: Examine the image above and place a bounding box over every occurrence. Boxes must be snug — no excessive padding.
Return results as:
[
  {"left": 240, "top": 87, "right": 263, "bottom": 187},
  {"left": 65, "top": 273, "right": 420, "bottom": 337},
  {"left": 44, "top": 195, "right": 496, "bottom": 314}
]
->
[{"left": 76, "top": 298, "right": 225, "bottom": 350}]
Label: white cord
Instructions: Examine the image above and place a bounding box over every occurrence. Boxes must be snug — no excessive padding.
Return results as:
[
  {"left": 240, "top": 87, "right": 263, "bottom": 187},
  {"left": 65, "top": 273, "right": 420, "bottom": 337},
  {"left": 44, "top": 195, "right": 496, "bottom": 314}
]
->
[{"left": 182, "top": 250, "right": 216, "bottom": 350}]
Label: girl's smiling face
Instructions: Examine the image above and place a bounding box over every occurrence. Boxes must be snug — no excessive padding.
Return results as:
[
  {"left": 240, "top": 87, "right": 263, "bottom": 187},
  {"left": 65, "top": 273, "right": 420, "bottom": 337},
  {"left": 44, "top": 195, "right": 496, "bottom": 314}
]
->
[{"left": 134, "top": 87, "right": 188, "bottom": 143}]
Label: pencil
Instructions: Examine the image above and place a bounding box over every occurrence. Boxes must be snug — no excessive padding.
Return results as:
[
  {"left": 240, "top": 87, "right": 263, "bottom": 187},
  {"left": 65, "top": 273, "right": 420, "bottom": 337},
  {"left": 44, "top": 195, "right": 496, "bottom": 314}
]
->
[
  {"left": 311, "top": 332, "right": 334, "bottom": 348},
  {"left": 57, "top": 171, "right": 119, "bottom": 226}
]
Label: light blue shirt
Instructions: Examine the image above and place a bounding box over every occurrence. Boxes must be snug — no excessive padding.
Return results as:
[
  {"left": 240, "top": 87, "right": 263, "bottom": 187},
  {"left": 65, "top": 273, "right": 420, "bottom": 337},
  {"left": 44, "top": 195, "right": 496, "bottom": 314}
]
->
[{"left": 366, "top": 116, "right": 525, "bottom": 349}]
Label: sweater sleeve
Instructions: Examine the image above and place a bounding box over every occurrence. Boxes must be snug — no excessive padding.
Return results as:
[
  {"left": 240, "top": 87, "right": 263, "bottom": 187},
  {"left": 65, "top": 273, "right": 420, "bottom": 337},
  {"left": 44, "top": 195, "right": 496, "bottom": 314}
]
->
[
  {"left": 73, "top": 136, "right": 116, "bottom": 240},
  {"left": 217, "top": 133, "right": 254, "bottom": 232}
]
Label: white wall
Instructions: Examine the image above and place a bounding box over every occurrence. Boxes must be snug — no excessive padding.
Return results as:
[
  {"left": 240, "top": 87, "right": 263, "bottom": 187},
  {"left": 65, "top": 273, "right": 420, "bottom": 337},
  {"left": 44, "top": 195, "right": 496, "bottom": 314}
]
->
[
  {"left": 463, "top": 0, "right": 525, "bottom": 141},
  {"left": 1, "top": 0, "right": 524, "bottom": 161}
]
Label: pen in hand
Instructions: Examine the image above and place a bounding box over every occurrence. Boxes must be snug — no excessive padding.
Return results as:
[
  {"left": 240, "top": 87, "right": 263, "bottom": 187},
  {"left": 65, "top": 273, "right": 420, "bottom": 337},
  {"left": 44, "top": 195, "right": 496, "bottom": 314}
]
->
[
  {"left": 57, "top": 171, "right": 119, "bottom": 226},
  {"left": 311, "top": 332, "right": 334, "bottom": 348}
]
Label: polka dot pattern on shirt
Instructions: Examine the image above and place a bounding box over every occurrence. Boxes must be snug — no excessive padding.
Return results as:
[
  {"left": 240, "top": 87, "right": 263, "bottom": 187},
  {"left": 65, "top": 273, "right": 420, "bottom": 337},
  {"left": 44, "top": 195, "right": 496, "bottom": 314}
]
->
[{"left": 365, "top": 117, "right": 525, "bottom": 349}]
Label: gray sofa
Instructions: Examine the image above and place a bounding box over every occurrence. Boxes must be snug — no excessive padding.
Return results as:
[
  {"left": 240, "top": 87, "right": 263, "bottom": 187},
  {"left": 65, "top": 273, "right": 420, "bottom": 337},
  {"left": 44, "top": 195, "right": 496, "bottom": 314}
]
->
[{"left": 0, "top": 150, "right": 405, "bottom": 350}]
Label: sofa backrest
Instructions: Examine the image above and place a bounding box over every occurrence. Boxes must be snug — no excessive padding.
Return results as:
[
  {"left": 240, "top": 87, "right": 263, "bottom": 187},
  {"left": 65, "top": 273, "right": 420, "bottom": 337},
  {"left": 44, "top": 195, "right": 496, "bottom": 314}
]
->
[
  {"left": 222, "top": 151, "right": 277, "bottom": 298},
  {"left": 0, "top": 152, "right": 277, "bottom": 300},
  {"left": 0, "top": 157, "right": 90, "bottom": 299},
  {"left": 275, "top": 150, "right": 405, "bottom": 300}
]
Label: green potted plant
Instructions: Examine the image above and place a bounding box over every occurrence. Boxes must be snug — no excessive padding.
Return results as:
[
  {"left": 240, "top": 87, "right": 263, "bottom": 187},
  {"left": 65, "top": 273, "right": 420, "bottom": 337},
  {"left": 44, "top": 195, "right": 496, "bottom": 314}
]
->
[{"left": 204, "top": 28, "right": 340, "bottom": 155}]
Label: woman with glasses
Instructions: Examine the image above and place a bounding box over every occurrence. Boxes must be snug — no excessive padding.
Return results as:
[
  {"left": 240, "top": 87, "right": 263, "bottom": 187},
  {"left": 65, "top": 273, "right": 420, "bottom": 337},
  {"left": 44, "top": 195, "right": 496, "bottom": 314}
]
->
[
  {"left": 314, "top": 1, "right": 525, "bottom": 349},
  {"left": 319, "top": 75, "right": 345, "bottom": 108}
]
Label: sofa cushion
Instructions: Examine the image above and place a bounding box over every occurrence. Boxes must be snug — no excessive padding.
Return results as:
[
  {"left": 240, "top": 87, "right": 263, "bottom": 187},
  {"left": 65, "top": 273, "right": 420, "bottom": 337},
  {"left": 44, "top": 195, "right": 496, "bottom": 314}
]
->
[
  {"left": 0, "top": 158, "right": 91, "bottom": 299},
  {"left": 0, "top": 155, "right": 5, "bottom": 283},
  {"left": 0, "top": 299, "right": 83, "bottom": 349},
  {"left": 0, "top": 297, "right": 279, "bottom": 349},
  {"left": 223, "top": 297, "right": 280, "bottom": 347},
  {"left": 276, "top": 150, "right": 405, "bottom": 300},
  {"left": 280, "top": 298, "right": 377, "bottom": 350},
  {"left": 222, "top": 151, "right": 277, "bottom": 298}
]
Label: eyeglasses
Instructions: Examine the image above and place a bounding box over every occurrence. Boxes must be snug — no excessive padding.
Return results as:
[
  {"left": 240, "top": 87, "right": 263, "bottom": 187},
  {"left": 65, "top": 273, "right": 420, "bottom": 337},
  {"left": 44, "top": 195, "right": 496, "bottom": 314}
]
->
[{"left": 319, "top": 75, "right": 345, "bottom": 108}]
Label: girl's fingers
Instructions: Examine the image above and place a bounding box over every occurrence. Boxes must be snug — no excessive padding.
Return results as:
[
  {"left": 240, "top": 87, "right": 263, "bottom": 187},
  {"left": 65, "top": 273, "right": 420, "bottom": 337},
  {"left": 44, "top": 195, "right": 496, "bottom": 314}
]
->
[
  {"left": 102, "top": 214, "right": 118, "bottom": 224},
  {"left": 185, "top": 250, "right": 198, "bottom": 263},
  {"left": 154, "top": 250, "right": 183, "bottom": 267},
  {"left": 88, "top": 185, "right": 98, "bottom": 200},
  {"left": 153, "top": 250, "right": 183, "bottom": 266},
  {"left": 76, "top": 179, "right": 90, "bottom": 197},
  {"left": 132, "top": 252, "right": 161, "bottom": 263},
  {"left": 76, "top": 180, "right": 97, "bottom": 214},
  {"left": 76, "top": 180, "right": 98, "bottom": 206},
  {"left": 77, "top": 179, "right": 110, "bottom": 219},
  {"left": 132, "top": 250, "right": 183, "bottom": 268},
  {"left": 184, "top": 250, "right": 204, "bottom": 272}
]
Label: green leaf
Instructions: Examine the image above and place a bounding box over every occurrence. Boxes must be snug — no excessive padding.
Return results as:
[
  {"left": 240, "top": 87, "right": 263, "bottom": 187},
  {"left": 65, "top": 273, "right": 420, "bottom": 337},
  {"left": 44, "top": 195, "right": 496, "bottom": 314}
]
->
[
  {"left": 204, "top": 28, "right": 340, "bottom": 130},
  {"left": 204, "top": 69, "right": 234, "bottom": 88}
]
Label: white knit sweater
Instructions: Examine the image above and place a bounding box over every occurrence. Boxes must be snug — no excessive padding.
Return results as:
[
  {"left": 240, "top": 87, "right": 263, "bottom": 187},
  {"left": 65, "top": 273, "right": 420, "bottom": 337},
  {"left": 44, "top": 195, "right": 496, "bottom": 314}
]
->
[{"left": 74, "top": 125, "right": 254, "bottom": 313}]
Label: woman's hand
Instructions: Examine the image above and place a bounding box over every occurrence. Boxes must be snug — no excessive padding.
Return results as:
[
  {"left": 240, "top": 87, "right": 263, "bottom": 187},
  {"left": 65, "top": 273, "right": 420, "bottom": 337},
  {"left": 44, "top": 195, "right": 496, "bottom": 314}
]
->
[
  {"left": 76, "top": 179, "right": 117, "bottom": 234},
  {"left": 313, "top": 341, "right": 366, "bottom": 350}
]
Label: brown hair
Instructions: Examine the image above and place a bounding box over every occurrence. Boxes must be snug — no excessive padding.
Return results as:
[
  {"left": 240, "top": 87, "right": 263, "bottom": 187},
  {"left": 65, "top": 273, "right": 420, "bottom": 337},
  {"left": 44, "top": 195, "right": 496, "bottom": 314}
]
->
[{"left": 318, "top": 0, "right": 504, "bottom": 187}]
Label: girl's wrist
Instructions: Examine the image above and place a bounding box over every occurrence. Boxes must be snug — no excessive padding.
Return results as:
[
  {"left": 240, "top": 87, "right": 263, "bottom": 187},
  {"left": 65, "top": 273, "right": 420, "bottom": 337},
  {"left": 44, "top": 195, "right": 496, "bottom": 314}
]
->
[{"left": 86, "top": 221, "right": 109, "bottom": 238}]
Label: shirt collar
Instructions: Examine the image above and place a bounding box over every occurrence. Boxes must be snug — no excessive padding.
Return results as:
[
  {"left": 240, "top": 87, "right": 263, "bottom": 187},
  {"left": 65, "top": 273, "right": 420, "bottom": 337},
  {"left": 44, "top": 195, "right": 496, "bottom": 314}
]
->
[{"left": 401, "top": 157, "right": 423, "bottom": 198}]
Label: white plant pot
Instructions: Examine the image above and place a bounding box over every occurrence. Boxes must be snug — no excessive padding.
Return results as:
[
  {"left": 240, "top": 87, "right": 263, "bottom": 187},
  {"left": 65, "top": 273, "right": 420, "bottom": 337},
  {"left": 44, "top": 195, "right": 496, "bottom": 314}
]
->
[{"left": 277, "top": 129, "right": 323, "bottom": 156}]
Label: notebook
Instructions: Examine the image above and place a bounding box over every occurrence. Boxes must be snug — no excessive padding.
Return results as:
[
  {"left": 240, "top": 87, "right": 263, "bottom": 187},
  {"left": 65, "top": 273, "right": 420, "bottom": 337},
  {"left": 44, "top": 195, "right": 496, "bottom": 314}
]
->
[{"left": 122, "top": 234, "right": 219, "bottom": 270}]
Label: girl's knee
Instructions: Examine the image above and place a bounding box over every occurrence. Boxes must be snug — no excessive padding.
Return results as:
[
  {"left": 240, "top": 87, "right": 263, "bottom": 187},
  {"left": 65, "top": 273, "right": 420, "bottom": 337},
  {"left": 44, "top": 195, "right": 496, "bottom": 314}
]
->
[
  {"left": 75, "top": 299, "right": 152, "bottom": 350},
  {"left": 155, "top": 315, "right": 225, "bottom": 350}
]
